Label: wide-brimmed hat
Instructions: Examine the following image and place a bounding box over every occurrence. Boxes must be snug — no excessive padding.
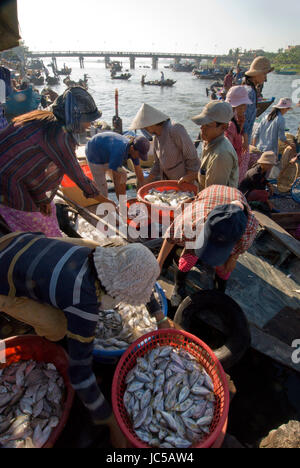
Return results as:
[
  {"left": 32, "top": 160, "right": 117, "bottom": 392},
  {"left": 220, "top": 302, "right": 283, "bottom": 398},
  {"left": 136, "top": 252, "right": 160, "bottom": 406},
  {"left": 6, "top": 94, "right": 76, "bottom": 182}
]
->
[
  {"left": 130, "top": 103, "right": 169, "bottom": 130},
  {"left": 93, "top": 243, "right": 160, "bottom": 306},
  {"left": 245, "top": 56, "right": 274, "bottom": 77},
  {"left": 257, "top": 151, "right": 277, "bottom": 165},
  {"left": 225, "top": 86, "right": 253, "bottom": 107},
  {"left": 273, "top": 97, "right": 293, "bottom": 110},
  {"left": 194, "top": 204, "right": 248, "bottom": 267},
  {"left": 191, "top": 101, "right": 234, "bottom": 126}
]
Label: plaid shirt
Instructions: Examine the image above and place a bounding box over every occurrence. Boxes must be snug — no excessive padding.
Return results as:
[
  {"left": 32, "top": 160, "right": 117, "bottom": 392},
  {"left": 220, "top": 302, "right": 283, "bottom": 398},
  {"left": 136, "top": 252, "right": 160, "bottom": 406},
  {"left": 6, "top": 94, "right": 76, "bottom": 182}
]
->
[{"left": 165, "top": 185, "right": 259, "bottom": 257}]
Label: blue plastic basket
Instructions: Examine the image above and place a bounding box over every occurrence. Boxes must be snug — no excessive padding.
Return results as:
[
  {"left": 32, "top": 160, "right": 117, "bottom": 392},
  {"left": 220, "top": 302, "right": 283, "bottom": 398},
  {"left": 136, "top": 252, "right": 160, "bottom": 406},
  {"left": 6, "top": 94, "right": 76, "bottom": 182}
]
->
[
  {"left": 291, "top": 178, "right": 300, "bottom": 204},
  {"left": 93, "top": 282, "right": 168, "bottom": 364}
]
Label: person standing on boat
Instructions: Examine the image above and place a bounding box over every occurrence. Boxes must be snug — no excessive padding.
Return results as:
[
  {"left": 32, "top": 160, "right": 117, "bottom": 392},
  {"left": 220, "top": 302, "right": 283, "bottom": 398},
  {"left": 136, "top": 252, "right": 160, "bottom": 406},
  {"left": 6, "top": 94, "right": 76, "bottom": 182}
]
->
[
  {"left": 223, "top": 69, "right": 234, "bottom": 93},
  {"left": 191, "top": 101, "right": 239, "bottom": 190},
  {"left": 85, "top": 132, "right": 150, "bottom": 200},
  {"left": 130, "top": 103, "right": 200, "bottom": 186},
  {"left": 0, "top": 87, "right": 114, "bottom": 237},
  {"left": 252, "top": 98, "right": 294, "bottom": 158},
  {"left": 157, "top": 185, "right": 259, "bottom": 305},
  {"left": 242, "top": 56, "right": 274, "bottom": 152},
  {"left": 225, "top": 85, "right": 253, "bottom": 183},
  {"left": 0, "top": 231, "right": 161, "bottom": 447}
]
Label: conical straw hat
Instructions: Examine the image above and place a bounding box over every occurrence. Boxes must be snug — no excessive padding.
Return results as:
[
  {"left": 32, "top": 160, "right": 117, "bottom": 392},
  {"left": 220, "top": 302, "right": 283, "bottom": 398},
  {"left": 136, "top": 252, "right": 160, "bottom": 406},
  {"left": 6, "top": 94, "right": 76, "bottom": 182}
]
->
[{"left": 130, "top": 103, "right": 170, "bottom": 130}]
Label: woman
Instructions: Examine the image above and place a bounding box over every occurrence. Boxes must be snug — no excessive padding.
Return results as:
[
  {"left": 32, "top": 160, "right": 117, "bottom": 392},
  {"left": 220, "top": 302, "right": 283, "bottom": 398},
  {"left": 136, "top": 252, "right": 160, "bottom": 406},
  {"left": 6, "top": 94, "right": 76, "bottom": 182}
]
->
[
  {"left": 252, "top": 98, "right": 293, "bottom": 156},
  {"left": 157, "top": 185, "right": 258, "bottom": 306},
  {"left": 0, "top": 232, "right": 162, "bottom": 447},
  {"left": 239, "top": 151, "right": 277, "bottom": 212},
  {"left": 242, "top": 56, "right": 274, "bottom": 151},
  {"left": 130, "top": 103, "right": 200, "bottom": 186},
  {"left": 0, "top": 87, "right": 114, "bottom": 236},
  {"left": 225, "top": 85, "right": 253, "bottom": 183}
]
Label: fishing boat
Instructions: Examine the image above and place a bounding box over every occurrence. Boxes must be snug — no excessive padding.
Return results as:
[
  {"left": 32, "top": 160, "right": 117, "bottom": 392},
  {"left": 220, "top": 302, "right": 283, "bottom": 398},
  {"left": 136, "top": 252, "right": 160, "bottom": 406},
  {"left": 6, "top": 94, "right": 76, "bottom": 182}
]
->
[
  {"left": 57, "top": 66, "right": 72, "bottom": 75},
  {"left": 170, "top": 62, "right": 195, "bottom": 72},
  {"left": 63, "top": 75, "right": 88, "bottom": 90},
  {"left": 193, "top": 69, "right": 226, "bottom": 80},
  {"left": 46, "top": 75, "right": 60, "bottom": 85},
  {"left": 256, "top": 97, "right": 275, "bottom": 117},
  {"left": 29, "top": 75, "right": 44, "bottom": 86},
  {"left": 141, "top": 77, "right": 176, "bottom": 87},
  {"left": 111, "top": 72, "right": 131, "bottom": 80},
  {"left": 275, "top": 69, "right": 298, "bottom": 75},
  {"left": 4, "top": 86, "right": 41, "bottom": 118}
]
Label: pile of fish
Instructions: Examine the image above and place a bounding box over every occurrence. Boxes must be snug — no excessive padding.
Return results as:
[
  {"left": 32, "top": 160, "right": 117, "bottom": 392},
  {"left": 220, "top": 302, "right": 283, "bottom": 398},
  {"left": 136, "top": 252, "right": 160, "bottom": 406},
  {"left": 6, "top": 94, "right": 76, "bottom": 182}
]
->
[
  {"left": 144, "top": 189, "right": 195, "bottom": 208},
  {"left": 0, "top": 360, "right": 65, "bottom": 448},
  {"left": 94, "top": 300, "right": 160, "bottom": 351},
  {"left": 123, "top": 345, "right": 216, "bottom": 448}
]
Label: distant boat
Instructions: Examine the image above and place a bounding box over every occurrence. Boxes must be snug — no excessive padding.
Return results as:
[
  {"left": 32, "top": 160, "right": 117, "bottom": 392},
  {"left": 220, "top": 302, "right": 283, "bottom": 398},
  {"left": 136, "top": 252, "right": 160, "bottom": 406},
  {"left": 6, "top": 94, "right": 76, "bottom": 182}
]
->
[
  {"left": 4, "top": 86, "right": 41, "bottom": 117},
  {"left": 256, "top": 97, "right": 276, "bottom": 118},
  {"left": 57, "top": 66, "right": 72, "bottom": 75},
  {"left": 275, "top": 69, "right": 298, "bottom": 75},
  {"left": 141, "top": 77, "right": 176, "bottom": 87},
  {"left": 111, "top": 72, "right": 131, "bottom": 80}
]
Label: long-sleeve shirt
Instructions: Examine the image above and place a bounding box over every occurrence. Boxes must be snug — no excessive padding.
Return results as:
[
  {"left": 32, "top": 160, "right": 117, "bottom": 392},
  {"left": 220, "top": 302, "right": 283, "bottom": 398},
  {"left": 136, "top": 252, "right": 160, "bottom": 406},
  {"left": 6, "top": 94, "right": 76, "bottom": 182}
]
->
[
  {"left": 199, "top": 134, "right": 239, "bottom": 190},
  {"left": 243, "top": 85, "right": 257, "bottom": 140},
  {"left": 0, "top": 232, "right": 112, "bottom": 423},
  {"left": 149, "top": 120, "right": 200, "bottom": 180},
  {"left": 164, "top": 185, "right": 258, "bottom": 257},
  {"left": 0, "top": 122, "right": 100, "bottom": 212},
  {"left": 252, "top": 112, "right": 286, "bottom": 155}
]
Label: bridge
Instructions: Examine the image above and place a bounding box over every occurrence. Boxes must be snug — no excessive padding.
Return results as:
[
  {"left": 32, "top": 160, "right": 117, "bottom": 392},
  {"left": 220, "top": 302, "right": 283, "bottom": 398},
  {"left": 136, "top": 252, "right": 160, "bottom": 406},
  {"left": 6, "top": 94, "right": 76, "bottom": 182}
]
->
[{"left": 28, "top": 50, "right": 229, "bottom": 69}]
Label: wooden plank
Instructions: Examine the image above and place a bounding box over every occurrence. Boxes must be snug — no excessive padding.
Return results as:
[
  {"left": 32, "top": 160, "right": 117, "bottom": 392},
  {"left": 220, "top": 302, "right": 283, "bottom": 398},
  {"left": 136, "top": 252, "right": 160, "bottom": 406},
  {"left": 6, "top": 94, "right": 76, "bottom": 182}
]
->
[
  {"left": 253, "top": 210, "right": 300, "bottom": 259},
  {"left": 271, "top": 212, "right": 300, "bottom": 231}
]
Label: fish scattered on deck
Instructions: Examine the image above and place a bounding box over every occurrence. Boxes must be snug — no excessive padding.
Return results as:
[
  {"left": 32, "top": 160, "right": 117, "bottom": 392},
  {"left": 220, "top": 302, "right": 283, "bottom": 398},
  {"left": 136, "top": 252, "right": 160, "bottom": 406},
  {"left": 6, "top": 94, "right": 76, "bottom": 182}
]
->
[
  {"left": 0, "top": 360, "right": 64, "bottom": 448},
  {"left": 123, "top": 345, "right": 216, "bottom": 448}
]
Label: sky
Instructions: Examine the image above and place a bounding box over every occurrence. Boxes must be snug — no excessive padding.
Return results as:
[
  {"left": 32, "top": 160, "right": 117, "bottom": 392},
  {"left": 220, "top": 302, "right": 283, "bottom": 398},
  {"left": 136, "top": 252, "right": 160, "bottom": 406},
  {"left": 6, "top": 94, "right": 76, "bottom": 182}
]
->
[{"left": 17, "top": 0, "right": 300, "bottom": 55}]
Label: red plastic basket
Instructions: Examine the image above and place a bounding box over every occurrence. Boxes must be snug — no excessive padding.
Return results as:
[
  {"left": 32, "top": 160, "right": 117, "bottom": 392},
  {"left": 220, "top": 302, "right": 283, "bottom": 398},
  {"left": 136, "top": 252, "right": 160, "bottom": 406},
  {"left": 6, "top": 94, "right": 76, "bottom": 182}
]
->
[
  {"left": 112, "top": 329, "right": 229, "bottom": 449},
  {"left": 0, "top": 335, "right": 75, "bottom": 448},
  {"left": 137, "top": 180, "right": 198, "bottom": 226}
]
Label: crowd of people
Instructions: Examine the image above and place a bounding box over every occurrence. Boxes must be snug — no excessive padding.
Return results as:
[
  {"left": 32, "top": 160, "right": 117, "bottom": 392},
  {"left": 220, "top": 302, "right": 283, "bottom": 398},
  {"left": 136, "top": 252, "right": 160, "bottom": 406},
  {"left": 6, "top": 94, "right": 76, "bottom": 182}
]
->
[{"left": 0, "top": 55, "right": 299, "bottom": 447}]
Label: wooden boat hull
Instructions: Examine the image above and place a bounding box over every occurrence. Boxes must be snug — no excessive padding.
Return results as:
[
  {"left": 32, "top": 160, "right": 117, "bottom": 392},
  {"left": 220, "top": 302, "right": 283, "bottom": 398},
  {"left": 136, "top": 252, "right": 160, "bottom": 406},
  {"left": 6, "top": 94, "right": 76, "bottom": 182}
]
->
[
  {"left": 256, "top": 97, "right": 275, "bottom": 117},
  {"left": 142, "top": 80, "right": 176, "bottom": 87}
]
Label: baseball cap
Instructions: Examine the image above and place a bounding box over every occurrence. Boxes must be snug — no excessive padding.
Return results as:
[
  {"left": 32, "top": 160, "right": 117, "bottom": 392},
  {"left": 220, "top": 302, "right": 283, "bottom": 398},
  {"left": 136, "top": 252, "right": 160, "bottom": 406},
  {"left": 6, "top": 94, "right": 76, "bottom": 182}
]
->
[
  {"left": 195, "top": 204, "right": 248, "bottom": 266},
  {"left": 133, "top": 135, "right": 150, "bottom": 160},
  {"left": 191, "top": 101, "right": 234, "bottom": 126}
]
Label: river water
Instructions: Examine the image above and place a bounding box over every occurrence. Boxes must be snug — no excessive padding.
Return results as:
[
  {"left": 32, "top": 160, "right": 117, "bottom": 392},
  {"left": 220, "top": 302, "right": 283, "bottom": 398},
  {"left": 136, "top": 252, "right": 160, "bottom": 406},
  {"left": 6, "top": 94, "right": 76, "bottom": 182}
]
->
[{"left": 42, "top": 57, "right": 300, "bottom": 139}]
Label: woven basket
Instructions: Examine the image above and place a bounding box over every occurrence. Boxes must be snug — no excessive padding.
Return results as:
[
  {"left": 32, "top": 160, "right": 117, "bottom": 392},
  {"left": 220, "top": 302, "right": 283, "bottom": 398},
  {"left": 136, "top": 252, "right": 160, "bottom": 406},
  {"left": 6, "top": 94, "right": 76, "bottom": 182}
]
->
[{"left": 277, "top": 163, "right": 299, "bottom": 193}]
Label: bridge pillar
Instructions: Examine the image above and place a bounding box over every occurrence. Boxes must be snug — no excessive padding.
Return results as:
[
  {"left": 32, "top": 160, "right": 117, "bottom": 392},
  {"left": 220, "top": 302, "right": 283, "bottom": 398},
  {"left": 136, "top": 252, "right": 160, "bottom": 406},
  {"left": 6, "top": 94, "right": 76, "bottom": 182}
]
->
[
  {"left": 129, "top": 55, "right": 135, "bottom": 69},
  {"left": 79, "top": 55, "right": 84, "bottom": 68},
  {"left": 105, "top": 56, "right": 111, "bottom": 68},
  {"left": 152, "top": 56, "right": 158, "bottom": 70}
]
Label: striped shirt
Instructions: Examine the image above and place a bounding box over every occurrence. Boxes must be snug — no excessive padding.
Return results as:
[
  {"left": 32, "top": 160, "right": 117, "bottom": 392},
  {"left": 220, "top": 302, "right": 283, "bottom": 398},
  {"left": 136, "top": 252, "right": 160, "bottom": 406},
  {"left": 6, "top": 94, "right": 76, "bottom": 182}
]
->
[
  {"left": 0, "top": 233, "right": 112, "bottom": 422},
  {"left": 165, "top": 185, "right": 259, "bottom": 257},
  {"left": 0, "top": 122, "right": 100, "bottom": 212},
  {"left": 149, "top": 120, "right": 200, "bottom": 180}
]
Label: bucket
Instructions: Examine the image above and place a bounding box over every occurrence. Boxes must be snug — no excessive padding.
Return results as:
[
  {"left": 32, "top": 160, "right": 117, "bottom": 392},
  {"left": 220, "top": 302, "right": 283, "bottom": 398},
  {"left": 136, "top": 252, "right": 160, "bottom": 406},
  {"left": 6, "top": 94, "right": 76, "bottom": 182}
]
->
[
  {"left": 61, "top": 164, "right": 100, "bottom": 207},
  {"left": 112, "top": 329, "right": 230, "bottom": 448},
  {"left": 137, "top": 180, "right": 198, "bottom": 226},
  {"left": 92, "top": 282, "right": 168, "bottom": 365},
  {"left": 0, "top": 335, "right": 75, "bottom": 448}
]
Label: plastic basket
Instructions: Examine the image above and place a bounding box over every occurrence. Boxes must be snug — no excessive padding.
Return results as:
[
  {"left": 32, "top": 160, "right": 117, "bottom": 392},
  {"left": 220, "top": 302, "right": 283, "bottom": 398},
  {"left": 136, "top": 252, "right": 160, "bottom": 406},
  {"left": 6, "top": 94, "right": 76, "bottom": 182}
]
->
[
  {"left": 0, "top": 335, "right": 75, "bottom": 448},
  {"left": 137, "top": 180, "right": 198, "bottom": 226},
  {"left": 93, "top": 282, "right": 168, "bottom": 364},
  {"left": 112, "top": 329, "right": 230, "bottom": 448},
  {"left": 291, "top": 178, "right": 300, "bottom": 204},
  {"left": 126, "top": 198, "right": 151, "bottom": 229},
  {"left": 61, "top": 164, "right": 100, "bottom": 207}
]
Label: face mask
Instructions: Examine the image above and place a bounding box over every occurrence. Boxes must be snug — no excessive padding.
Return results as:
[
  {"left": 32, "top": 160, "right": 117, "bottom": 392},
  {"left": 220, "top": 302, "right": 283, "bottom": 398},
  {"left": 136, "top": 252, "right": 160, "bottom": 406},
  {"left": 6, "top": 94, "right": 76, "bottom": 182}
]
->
[{"left": 100, "top": 294, "right": 118, "bottom": 310}]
